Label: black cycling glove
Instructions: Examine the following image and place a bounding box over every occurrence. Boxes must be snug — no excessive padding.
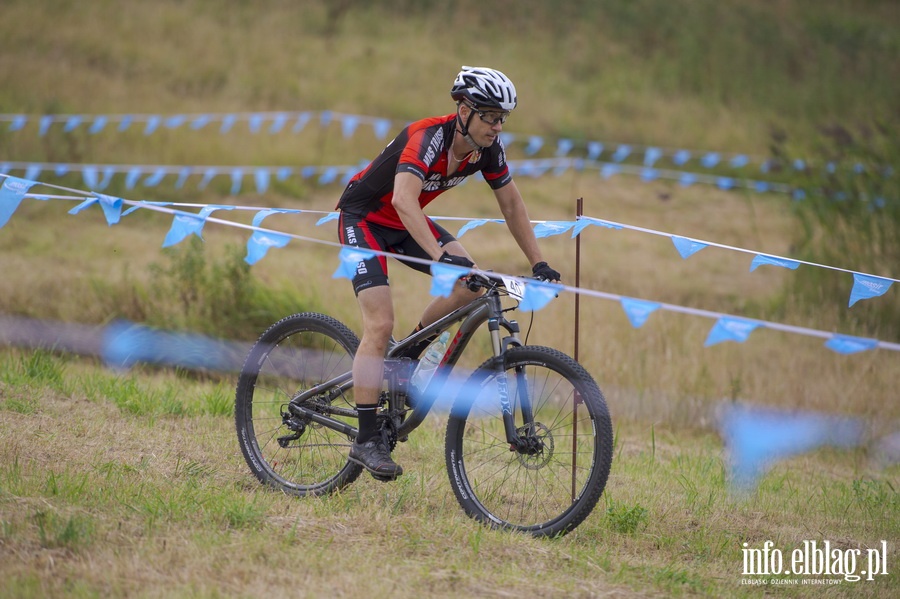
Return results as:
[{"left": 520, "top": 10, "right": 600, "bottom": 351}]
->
[
  {"left": 439, "top": 251, "right": 475, "bottom": 269},
  {"left": 532, "top": 261, "right": 561, "bottom": 282}
]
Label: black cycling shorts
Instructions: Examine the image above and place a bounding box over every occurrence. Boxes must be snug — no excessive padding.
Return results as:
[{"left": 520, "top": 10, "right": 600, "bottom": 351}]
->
[{"left": 337, "top": 212, "right": 456, "bottom": 295}]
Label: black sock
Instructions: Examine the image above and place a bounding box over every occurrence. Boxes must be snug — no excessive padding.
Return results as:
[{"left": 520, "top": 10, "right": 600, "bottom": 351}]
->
[{"left": 356, "top": 405, "right": 378, "bottom": 443}]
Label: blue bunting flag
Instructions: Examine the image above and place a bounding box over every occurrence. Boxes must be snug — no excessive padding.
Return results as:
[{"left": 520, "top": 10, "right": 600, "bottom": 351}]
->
[
  {"left": 220, "top": 114, "right": 236, "bottom": 134},
  {"left": 245, "top": 230, "right": 291, "bottom": 265},
  {"left": 9, "top": 115, "right": 26, "bottom": 131},
  {"left": 749, "top": 254, "right": 801, "bottom": 272},
  {"left": 191, "top": 115, "right": 211, "bottom": 130},
  {"left": 373, "top": 119, "right": 391, "bottom": 139},
  {"left": 719, "top": 402, "right": 865, "bottom": 492},
  {"left": 825, "top": 334, "right": 879, "bottom": 355},
  {"left": 716, "top": 177, "right": 734, "bottom": 190},
  {"left": 571, "top": 218, "right": 596, "bottom": 237},
  {"left": 255, "top": 169, "right": 270, "bottom": 194},
  {"left": 230, "top": 169, "right": 243, "bottom": 195},
  {"left": 316, "top": 212, "right": 340, "bottom": 226},
  {"left": 586, "top": 141, "right": 603, "bottom": 160},
  {"left": 556, "top": 139, "right": 574, "bottom": 157},
  {"left": 611, "top": 145, "right": 631, "bottom": 162},
  {"left": 248, "top": 113, "right": 264, "bottom": 134},
  {"left": 342, "top": 115, "right": 360, "bottom": 138},
  {"left": 39, "top": 116, "right": 53, "bottom": 136},
  {"left": 243, "top": 209, "right": 299, "bottom": 264},
  {"left": 144, "top": 168, "right": 166, "bottom": 187},
  {"left": 700, "top": 152, "right": 720, "bottom": 168},
  {"left": 601, "top": 164, "right": 620, "bottom": 179},
  {"left": 679, "top": 172, "right": 696, "bottom": 186},
  {"left": 63, "top": 116, "right": 82, "bottom": 133},
  {"left": 165, "top": 115, "right": 186, "bottom": 129},
  {"left": 848, "top": 273, "right": 893, "bottom": 307},
  {"left": 429, "top": 262, "right": 469, "bottom": 297},
  {"left": 644, "top": 147, "right": 662, "bottom": 167},
  {"left": 163, "top": 212, "right": 206, "bottom": 248},
  {"left": 198, "top": 168, "right": 217, "bottom": 190},
  {"left": 89, "top": 116, "right": 107, "bottom": 134},
  {"left": 319, "top": 167, "right": 339, "bottom": 185},
  {"left": 456, "top": 218, "right": 502, "bottom": 237},
  {"left": 519, "top": 280, "right": 562, "bottom": 312},
  {"left": 534, "top": 221, "right": 574, "bottom": 238},
  {"left": 332, "top": 247, "right": 376, "bottom": 280},
  {"left": 620, "top": 297, "right": 661, "bottom": 328},
  {"left": 125, "top": 168, "right": 142, "bottom": 190},
  {"left": 730, "top": 155, "right": 749, "bottom": 168},
  {"left": 673, "top": 149, "right": 691, "bottom": 166},
  {"left": 69, "top": 193, "right": 123, "bottom": 226},
  {"left": 144, "top": 116, "right": 161, "bottom": 135},
  {"left": 641, "top": 168, "right": 658, "bottom": 182},
  {"left": 0, "top": 176, "right": 36, "bottom": 228},
  {"left": 525, "top": 136, "right": 544, "bottom": 155},
  {"left": 293, "top": 112, "right": 311, "bottom": 133},
  {"left": 269, "top": 113, "right": 288, "bottom": 134},
  {"left": 162, "top": 205, "right": 236, "bottom": 247},
  {"left": 704, "top": 317, "right": 761, "bottom": 346},
  {"left": 174, "top": 167, "right": 190, "bottom": 189},
  {"left": 671, "top": 236, "right": 707, "bottom": 259}
]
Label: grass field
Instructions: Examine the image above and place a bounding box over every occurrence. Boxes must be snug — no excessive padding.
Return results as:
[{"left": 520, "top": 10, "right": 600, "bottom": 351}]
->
[
  {"left": 1, "top": 1, "right": 898, "bottom": 597},
  {"left": 1, "top": 347, "right": 897, "bottom": 598}
]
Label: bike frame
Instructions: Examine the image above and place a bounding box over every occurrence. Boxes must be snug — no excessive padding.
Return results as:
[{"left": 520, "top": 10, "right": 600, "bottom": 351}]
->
[{"left": 286, "top": 277, "right": 533, "bottom": 446}]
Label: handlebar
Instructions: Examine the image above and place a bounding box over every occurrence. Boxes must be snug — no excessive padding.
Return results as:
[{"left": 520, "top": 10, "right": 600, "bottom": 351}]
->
[
  {"left": 464, "top": 272, "right": 506, "bottom": 292},
  {"left": 464, "top": 271, "right": 562, "bottom": 308}
]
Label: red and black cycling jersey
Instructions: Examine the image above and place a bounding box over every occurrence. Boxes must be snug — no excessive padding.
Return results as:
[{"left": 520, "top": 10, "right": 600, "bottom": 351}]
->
[{"left": 336, "top": 113, "right": 512, "bottom": 229}]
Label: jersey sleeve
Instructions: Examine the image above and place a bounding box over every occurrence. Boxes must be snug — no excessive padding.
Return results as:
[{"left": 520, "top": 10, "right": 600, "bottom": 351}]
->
[
  {"left": 481, "top": 136, "right": 513, "bottom": 189},
  {"left": 396, "top": 118, "right": 448, "bottom": 181}
]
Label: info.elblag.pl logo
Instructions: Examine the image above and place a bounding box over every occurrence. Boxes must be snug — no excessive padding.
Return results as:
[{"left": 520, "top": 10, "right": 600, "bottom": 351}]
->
[{"left": 740, "top": 540, "right": 889, "bottom": 586}]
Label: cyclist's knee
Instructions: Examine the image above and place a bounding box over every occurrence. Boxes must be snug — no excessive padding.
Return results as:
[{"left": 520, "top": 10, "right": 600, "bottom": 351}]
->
[{"left": 365, "top": 315, "right": 394, "bottom": 341}]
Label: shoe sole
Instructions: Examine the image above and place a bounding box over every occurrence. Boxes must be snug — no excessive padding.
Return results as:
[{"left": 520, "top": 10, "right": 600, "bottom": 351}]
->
[{"left": 348, "top": 455, "right": 403, "bottom": 481}]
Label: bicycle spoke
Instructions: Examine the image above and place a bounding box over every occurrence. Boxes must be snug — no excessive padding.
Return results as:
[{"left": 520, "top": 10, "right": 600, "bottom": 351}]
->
[
  {"left": 236, "top": 314, "right": 363, "bottom": 496},
  {"left": 446, "top": 346, "right": 612, "bottom": 536}
]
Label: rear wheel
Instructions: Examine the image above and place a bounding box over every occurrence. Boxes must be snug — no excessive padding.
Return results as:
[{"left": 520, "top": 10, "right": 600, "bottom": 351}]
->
[
  {"left": 235, "top": 313, "right": 363, "bottom": 496},
  {"left": 445, "top": 346, "right": 613, "bottom": 537}
]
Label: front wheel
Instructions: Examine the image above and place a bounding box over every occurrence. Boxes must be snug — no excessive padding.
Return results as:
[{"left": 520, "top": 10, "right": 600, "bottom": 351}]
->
[
  {"left": 445, "top": 346, "right": 613, "bottom": 537},
  {"left": 235, "top": 313, "right": 363, "bottom": 496}
]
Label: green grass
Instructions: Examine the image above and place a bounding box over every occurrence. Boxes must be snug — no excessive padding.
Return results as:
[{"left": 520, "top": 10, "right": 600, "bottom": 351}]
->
[{"left": 2, "top": 360, "right": 896, "bottom": 596}]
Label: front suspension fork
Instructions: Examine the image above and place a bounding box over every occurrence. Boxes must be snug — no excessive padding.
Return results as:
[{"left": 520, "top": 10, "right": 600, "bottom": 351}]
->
[{"left": 489, "top": 317, "right": 536, "bottom": 451}]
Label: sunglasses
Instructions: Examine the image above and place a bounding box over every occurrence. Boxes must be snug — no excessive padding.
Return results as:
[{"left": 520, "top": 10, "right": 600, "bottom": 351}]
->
[{"left": 465, "top": 102, "right": 510, "bottom": 126}]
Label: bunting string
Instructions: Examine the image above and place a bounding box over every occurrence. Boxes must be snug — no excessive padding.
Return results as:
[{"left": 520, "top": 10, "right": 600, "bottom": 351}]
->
[
  {"left": 2, "top": 158, "right": 893, "bottom": 208},
  {"left": 2, "top": 174, "right": 898, "bottom": 355},
  {"left": 10, "top": 179, "right": 897, "bottom": 309},
  {"left": 0, "top": 158, "right": 812, "bottom": 199},
  {"left": 1, "top": 110, "right": 891, "bottom": 182}
]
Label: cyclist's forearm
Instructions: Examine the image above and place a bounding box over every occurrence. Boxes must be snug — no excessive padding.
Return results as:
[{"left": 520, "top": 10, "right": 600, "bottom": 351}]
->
[{"left": 496, "top": 186, "right": 544, "bottom": 267}]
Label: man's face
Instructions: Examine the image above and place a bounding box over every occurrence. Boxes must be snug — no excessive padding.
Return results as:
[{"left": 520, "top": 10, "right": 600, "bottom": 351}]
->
[{"left": 461, "top": 103, "right": 508, "bottom": 147}]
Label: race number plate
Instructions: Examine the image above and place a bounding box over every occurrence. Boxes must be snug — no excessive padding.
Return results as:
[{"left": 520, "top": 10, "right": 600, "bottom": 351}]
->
[{"left": 501, "top": 276, "right": 526, "bottom": 301}]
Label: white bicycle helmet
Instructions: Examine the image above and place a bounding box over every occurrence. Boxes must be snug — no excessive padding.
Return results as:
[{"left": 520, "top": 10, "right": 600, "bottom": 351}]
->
[{"left": 450, "top": 66, "right": 517, "bottom": 111}]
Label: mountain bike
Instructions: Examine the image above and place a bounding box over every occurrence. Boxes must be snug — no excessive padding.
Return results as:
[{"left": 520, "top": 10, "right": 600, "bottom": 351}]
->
[{"left": 235, "top": 272, "right": 613, "bottom": 537}]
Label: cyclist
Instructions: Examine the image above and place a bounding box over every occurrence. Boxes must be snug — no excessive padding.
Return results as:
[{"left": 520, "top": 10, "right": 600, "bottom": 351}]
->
[{"left": 336, "top": 66, "right": 561, "bottom": 480}]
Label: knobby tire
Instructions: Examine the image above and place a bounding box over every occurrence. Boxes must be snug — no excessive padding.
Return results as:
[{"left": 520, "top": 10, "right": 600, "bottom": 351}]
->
[
  {"left": 235, "top": 313, "right": 363, "bottom": 496},
  {"left": 444, "top": 346, "right": 613, "bottom": 537}
]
